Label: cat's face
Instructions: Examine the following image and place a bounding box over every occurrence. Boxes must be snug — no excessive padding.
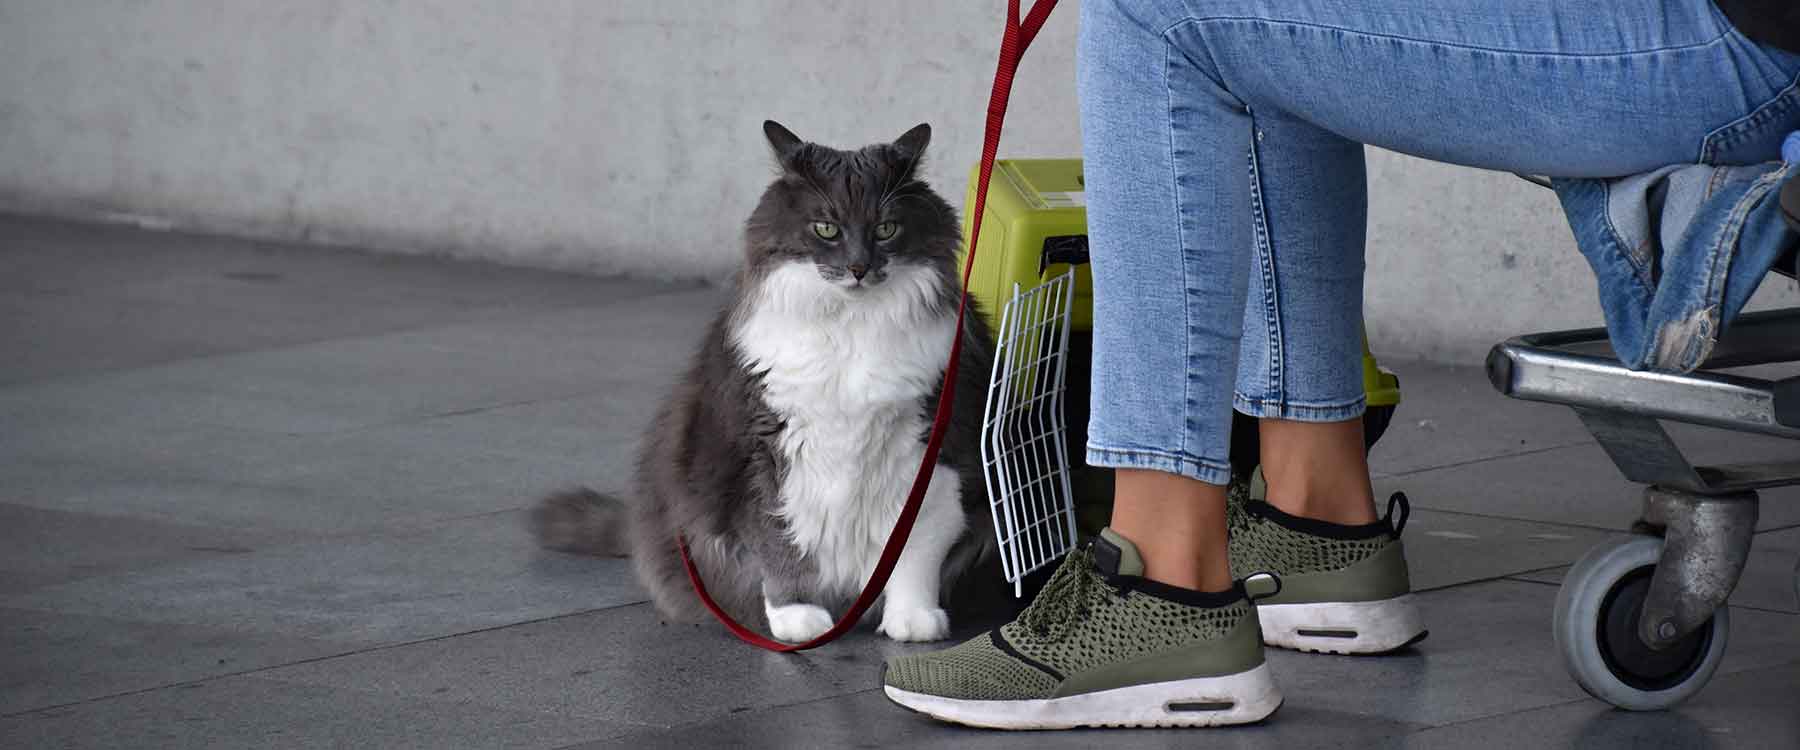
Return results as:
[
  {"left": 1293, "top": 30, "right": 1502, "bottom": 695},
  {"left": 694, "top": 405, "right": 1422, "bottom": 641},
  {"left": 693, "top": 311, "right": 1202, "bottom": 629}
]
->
[{"left": 744, "top": 121, "right": 959, "bottom": 293}]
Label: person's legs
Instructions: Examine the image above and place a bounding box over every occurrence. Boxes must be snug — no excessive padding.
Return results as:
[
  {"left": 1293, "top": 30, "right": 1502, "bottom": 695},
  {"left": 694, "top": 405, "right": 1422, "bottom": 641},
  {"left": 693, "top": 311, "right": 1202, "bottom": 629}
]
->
[
  {"left": 1089, "top": 0, "right": 1800, "bottom": 578},
  {"left": 885, "top": 0, "right": 1800, "bottom": 726}
]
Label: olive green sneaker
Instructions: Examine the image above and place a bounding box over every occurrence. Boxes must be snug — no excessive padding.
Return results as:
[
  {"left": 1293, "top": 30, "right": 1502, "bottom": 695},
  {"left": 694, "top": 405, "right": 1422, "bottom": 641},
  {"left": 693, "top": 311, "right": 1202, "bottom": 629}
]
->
[
  {"left": 882, "top": 529, "right": 1281, "bottom": 729},
  {"left": 1228, "top": 488, "right": 1427, "bottom": 655}
]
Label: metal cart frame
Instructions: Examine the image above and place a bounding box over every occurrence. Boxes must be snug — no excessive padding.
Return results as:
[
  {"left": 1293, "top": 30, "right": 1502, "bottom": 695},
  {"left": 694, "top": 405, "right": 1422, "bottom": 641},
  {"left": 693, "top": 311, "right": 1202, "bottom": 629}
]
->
[{"left": 1487, "top": 305, "right": 1800, "bottom": 709}]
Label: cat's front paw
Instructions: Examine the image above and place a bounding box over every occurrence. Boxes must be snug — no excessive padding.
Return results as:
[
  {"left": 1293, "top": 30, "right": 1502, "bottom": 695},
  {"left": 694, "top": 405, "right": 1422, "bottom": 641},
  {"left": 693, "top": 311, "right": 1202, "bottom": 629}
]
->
[
  {"left": 766, "top": 602, "right": 835, "bottom": 643},
  {"left": 878, "top": 606, "right": 951, "bottom": 642}
]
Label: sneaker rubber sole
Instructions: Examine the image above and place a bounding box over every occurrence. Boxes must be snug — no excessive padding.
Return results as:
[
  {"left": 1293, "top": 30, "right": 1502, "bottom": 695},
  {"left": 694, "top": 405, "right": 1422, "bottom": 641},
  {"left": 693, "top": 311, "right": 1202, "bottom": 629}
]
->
[
  {"left": 1257, "top": 594, "right": 1429, "bottom": 655},
  {"left": 882, "top": 663, "right": 1283, "bottom": 730}
]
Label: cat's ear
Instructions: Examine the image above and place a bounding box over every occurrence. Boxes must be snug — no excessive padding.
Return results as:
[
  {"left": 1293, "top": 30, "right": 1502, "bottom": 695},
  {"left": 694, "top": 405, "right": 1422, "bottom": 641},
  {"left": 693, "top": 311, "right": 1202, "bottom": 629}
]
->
[
  {"left": 893, "top": 123, "right": 932, "bottom": 159},
  {"left": 763, "top": 120, "right": 805, "bottom": 166}
]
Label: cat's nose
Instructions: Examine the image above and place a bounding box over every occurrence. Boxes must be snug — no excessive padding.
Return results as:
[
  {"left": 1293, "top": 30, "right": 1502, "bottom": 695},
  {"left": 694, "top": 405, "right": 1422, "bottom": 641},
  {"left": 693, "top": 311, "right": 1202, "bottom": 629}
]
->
[{"left": 848, "top": 264, "right": 868, "bottom": 280}]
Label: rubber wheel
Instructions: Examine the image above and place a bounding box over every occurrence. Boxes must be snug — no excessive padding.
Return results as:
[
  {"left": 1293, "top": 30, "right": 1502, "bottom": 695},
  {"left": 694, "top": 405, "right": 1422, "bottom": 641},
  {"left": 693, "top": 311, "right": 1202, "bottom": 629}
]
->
[{"left": 1553, "top": 535, "right": 1730, "bottom": 710}]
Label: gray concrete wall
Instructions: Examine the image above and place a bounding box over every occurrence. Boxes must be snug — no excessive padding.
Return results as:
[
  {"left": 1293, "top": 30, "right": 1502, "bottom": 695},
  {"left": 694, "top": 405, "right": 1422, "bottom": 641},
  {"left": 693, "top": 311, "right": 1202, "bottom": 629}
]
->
[{"left": 2, "top": 1, "right": 1794, "bottom": 364}]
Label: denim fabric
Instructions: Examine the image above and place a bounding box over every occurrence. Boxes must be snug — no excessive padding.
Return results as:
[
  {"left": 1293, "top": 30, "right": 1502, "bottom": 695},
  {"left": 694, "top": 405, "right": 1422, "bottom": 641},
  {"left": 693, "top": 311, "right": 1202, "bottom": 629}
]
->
[
  {"left": 1553, "top": 160, "right": 1796, "bottom": 372},
  {"left": 1077, "top": 0, "right": 1800, "bottom": 485}
]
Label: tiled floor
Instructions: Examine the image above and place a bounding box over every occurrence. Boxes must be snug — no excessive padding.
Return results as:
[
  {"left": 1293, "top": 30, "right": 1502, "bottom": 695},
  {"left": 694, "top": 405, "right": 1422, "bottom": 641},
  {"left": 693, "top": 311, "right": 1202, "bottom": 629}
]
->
[{"left": 2, "top": 214, "right": 1797, "bottom": 749}]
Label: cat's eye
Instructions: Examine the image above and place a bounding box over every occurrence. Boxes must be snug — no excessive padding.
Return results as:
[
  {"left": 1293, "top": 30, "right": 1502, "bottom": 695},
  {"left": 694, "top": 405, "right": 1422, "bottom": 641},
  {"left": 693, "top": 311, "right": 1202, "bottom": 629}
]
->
[
  {"left": 874, "top": 222, "right": 899, "bottom": 241},
  {"left": 812, "top": 222, "right": 840, "bottom": 240}
]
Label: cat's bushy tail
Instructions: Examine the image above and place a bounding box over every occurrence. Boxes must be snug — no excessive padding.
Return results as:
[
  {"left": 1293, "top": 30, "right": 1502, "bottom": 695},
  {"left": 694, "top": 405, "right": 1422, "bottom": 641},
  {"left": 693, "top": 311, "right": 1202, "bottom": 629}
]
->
[{"left": 531, "top": 488, "right": 630, "bottom": 557}]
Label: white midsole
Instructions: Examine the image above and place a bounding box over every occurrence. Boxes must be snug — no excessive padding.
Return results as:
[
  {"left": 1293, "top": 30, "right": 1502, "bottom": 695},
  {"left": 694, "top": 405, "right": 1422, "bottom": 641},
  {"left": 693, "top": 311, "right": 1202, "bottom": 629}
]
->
[
  {"left": 884, "top": 663, "right": 1281, "bottom": 730},
  {"left": 1257, "top": 595, "right": 1426, "bottom": 654}
]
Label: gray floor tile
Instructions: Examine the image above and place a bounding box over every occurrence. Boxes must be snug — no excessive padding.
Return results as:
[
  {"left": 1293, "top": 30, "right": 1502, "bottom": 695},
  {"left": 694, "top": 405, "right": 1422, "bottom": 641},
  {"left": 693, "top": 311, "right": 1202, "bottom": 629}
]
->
[
  {"left": 0, "top": 402, "right": 623, "bottom": 535},
  {"left": 2, "top": 511, "right": 642, "bottom": 644},
  {"left": 0, "top": 287, "right": 719, "bottom": 440},
  {"left": 1399, "top": 509, "right": 1620, "bottom": 591},
  {"left": 359, "top": 385, "right": 663, "bottom": 468},
  {"left": 1510, "top": 568, "right": 1568, "bottom": 586},
  {"left": 0, "top": 503, "right": 276, "bottom": 596},
  {"left": 1514, "top": 528, "right": 1800, "bottom": 615},
  {"left": 0, "top": 607, "right": 346, "bottom": 715},
  {"left": 0, "top": 436, "right": 536, "bottom": 535},
  {"left": 252, "top": 602, "right": 886, "bottom": 729},
  {"left": 1264, "top": 580, "right": 1800, "bottom": 730},
  {"left": 0, "top": 674, "right": 636, "bottom": 749},
  {"left": 1735, "top": 528, "right": 1800, "bottom": 614},
  {"left": 0, "top": 214, "right": 686, "bottom": 385},
  {"left": 1377, "top": 443, "right": 1800, "bottom": 532},
  {"left": 1265, "top": 580, "right": 1588, "bottom": 729},
  {"left": 8, "top": 214, "right": 1799, "bottom": 748},
  {"left": 1368, "top": 360, "right": 1594, "bottom": 477},
  {"left": 2, "top": 402, "right": 643, "bottom": 535},
  {"left": 1390, "top": 662, "right": 1800, "bottom": 750},
  {"left": 564, "top": 688, "right": 1426, "bottom": 750}
]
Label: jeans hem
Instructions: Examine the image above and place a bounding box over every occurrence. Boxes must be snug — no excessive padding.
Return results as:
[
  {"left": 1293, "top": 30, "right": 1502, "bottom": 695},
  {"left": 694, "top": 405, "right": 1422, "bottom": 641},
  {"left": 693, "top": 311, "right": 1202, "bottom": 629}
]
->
[
  {"left": 1085, "top": 444, "right": 1233, "bottom": 486},
  {"left": 1233, "top": 393, "right": 1367, "bottom": 422}
]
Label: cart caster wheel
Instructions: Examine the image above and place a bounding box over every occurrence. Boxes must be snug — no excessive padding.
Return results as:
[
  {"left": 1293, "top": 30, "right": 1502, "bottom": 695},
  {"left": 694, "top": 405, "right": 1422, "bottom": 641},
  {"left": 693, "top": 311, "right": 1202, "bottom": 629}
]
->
[{"left": 1554, "top": 535, "right": 1729, "bottom": 710}]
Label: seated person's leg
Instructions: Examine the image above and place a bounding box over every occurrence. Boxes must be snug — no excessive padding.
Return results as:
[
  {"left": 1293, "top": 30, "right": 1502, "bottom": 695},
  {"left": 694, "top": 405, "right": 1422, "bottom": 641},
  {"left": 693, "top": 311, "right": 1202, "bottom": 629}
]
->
[
  {"left": 1224, "top": 97, "right": 1422, "bottom": 654},
  {"left": 884, "top": 0, "right": 1800, "bottom": 729}
]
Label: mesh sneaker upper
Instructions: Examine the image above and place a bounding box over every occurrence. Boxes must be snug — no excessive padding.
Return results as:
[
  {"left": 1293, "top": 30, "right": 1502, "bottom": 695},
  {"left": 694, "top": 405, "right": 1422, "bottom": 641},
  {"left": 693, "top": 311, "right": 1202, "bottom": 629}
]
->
[
  {"left": 1003, "top": 552, "right": 1248, "bottom": 678},
  {"left": 884, "top": 632, "right": 1060, "bottom": 701},
  {"left": 1227, "top": 492, "right": 1392, "bottom": 579},
  {"left": 885, "top": 548, "right": 1251, "bottom": 702}
]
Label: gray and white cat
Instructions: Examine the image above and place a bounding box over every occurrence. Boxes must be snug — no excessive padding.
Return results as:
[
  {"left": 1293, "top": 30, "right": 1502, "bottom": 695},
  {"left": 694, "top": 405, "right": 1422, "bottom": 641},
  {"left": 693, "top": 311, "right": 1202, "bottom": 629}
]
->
[{"left": 533, "top": 121, "right": 997, "bottom": 643}]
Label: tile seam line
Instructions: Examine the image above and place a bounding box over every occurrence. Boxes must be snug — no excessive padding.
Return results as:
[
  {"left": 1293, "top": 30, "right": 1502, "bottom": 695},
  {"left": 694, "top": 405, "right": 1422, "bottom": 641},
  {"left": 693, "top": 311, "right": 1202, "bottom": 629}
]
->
[
  {"left": 1403, "top": 695, "right": 1596, "bottom": 734},
  {"left": 0, "top": 602, "right": 639, "bottom": 720},
  {"left": 1416, "top": 570, "right": 1569, "bottom": 593},
  {"left": 545, "top": 688, "right": 891, "bottom": 750},
  {"left": 1402, "top": 504, "right": 1627, "bottom": 534},
  {"left": 1379, "top": 439, "right": 1598, "bottom": 479},
  {"left": 305, "top": 387, "right": 637, "bottom": 436},
  {"left": 1501, "top": 575, "right": 1800, "bottom": 615}
]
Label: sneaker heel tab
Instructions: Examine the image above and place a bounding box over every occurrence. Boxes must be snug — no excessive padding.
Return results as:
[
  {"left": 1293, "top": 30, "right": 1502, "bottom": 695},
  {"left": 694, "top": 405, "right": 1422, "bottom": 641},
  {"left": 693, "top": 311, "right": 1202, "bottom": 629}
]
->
[
  {"left": 1241, "top": 572, "right": 1282, "bottom": 602},
  {"left": 1091, "top": 535, "right": 1122, "bottom": 575},
  {"left": 1385, "top": 492, "right": 1411, "bottom": 539}
]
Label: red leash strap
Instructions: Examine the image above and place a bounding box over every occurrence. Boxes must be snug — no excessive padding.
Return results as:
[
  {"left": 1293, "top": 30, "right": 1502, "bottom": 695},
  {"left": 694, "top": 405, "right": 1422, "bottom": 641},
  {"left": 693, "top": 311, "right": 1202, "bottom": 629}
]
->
[{"left": 678, "top": 0, "right": 1059, "bottom": 652}]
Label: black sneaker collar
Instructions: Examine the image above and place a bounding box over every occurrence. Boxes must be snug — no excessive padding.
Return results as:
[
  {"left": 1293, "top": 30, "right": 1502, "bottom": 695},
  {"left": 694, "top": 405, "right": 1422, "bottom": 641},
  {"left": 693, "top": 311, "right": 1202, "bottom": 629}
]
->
[
  {"left": 1089, "top": 534, "right": 1251, "bottom": 608},
  {"left": 1245, "top": 499, "right": 1395, "bottom": 540},
  {"left": 1122, "top": 576, "right": 1247, "bottom": 609}
]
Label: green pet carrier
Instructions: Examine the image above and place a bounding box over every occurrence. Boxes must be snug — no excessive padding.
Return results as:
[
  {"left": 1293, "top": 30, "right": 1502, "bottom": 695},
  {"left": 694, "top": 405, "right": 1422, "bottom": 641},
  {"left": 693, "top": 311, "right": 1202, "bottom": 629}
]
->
[{"left": 961, "top": 158, "right": 1401, "bottom": 594}]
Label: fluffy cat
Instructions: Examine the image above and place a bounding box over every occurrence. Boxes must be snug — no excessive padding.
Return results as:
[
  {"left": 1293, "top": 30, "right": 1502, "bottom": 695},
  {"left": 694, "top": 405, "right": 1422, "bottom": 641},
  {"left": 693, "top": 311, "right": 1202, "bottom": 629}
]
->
[{"left": 533, "top": 121, "right": 997, "bottom": 643}]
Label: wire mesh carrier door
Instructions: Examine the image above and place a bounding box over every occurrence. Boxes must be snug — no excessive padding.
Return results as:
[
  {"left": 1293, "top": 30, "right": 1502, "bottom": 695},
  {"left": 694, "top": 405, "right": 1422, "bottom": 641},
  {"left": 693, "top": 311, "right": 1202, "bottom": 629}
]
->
[{"left": 980, "top": 268, "right": 1082, "bottom": 597}]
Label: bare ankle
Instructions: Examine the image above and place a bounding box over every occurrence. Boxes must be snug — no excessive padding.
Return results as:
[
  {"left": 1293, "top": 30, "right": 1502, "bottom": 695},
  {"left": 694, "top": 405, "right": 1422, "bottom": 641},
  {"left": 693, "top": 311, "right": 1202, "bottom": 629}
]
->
[
  {"left": 1263, "top": 490, "right": 1378, "bottom": 526},
  {"left": 1109, "top": 469, "right": 1234, "bottom": 592},
  {"left": 1257, "top": 417, "right": 1379, "bottom": 525}
]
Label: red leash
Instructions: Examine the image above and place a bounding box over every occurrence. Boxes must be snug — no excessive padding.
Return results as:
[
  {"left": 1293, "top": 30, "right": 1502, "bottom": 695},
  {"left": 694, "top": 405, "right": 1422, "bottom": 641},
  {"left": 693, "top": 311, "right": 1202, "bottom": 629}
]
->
[{"left": 677, "top": 0, "right": 1061, "bottom": 652}]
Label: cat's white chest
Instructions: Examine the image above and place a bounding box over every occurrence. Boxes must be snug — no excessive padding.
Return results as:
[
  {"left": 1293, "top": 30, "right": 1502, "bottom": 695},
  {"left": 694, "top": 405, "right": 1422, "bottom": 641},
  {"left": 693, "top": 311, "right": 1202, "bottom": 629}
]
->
[{"left": 731, "top": 265, "right": 960, "bottom": 592}]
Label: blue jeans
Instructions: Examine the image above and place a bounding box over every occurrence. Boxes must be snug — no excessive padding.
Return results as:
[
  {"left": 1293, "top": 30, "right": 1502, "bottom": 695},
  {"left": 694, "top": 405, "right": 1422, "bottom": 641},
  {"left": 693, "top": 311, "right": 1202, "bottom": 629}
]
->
[{"left": 1078, "top": 0, "right": 1800, "bottom": 486}]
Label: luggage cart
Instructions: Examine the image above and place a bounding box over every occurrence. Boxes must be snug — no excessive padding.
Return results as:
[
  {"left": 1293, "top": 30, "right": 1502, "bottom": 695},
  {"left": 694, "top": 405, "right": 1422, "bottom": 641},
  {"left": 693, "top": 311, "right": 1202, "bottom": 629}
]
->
[{"left": 1488, "top": 291, "right": 1800, "bottom": 710}]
